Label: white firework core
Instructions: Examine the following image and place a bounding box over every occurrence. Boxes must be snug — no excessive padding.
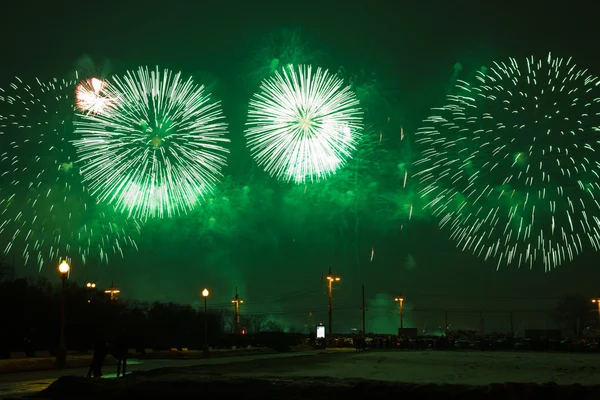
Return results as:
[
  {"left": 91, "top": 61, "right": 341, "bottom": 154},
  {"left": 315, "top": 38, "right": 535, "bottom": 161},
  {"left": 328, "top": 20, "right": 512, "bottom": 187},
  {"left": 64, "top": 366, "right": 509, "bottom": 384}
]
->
[
  {"left": 75, "top": 77, "right": 116, "bottom": 114},
  {"left": 245, "top": 64, "right": 363, "bottom": 184}
]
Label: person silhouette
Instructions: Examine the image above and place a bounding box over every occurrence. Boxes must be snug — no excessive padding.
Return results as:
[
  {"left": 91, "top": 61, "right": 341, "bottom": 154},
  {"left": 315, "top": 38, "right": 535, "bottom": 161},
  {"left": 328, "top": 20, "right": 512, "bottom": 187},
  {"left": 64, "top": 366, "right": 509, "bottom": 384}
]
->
[
  {"left": 87, "top": 335, "right": 107, "bottom": 378},
  {"left": 111, "top": 334, "right": 128, "bottom": 378}
]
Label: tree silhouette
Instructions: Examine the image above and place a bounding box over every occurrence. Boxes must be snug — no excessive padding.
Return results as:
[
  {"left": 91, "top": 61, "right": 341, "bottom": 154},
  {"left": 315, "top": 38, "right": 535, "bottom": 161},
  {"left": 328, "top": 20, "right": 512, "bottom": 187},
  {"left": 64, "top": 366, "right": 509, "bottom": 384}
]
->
[{"left": 553, "top": 296, "right": 596, "bottom": 337}]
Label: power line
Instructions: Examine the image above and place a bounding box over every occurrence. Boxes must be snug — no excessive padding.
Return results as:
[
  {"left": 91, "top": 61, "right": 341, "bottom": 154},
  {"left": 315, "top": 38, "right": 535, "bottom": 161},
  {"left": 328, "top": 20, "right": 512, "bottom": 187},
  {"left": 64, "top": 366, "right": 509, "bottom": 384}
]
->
[{"left": 198, "top": 291, "right": 572, "bottom": 309}]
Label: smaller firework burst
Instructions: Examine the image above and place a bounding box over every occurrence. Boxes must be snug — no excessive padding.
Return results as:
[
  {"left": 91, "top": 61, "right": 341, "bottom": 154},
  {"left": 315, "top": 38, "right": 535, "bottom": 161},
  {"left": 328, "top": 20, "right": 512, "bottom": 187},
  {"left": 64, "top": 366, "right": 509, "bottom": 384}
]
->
[{"left": 75, "top": 77, "right": 115, "bottom": 114}]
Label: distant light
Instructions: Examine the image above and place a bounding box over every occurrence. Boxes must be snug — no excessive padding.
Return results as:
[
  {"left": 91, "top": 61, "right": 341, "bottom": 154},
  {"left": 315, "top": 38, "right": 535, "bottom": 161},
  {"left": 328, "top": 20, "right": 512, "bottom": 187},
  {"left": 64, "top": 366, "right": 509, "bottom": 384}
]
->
[
  {"left": 202, "top": 288, "right": 209, "bottom": 297},
  {"left": 58, "top": 260, "right": 70, "bottom": 274}
]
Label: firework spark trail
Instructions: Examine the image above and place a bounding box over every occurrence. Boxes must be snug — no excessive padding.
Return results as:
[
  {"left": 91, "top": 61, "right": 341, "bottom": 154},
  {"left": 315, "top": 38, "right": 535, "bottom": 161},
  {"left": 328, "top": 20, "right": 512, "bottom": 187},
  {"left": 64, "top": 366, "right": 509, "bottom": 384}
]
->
[
  {"left": 0, "top": 77, "right": 140, "bottom": 270},
  {"left": 414, "top": 53, "right": 600, "bottom": 271},
  {"left": 73, "top": 67, "right": 230, "bottom": 220},
  {"left": 245, "top": 65, "right": 363, "bottom": 184}
]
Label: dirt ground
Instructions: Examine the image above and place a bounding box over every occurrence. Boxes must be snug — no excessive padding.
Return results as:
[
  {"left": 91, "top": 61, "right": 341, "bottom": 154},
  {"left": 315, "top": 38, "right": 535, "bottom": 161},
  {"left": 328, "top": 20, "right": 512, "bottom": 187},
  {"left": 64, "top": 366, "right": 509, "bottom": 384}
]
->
[{"left": 31, "top": 350, "right": 600, "bottom": 399}]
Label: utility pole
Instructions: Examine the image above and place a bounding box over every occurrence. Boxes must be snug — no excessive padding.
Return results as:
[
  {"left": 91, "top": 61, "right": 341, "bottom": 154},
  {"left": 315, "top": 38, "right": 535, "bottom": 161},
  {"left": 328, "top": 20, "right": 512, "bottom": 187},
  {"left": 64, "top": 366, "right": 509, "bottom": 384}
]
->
[
  {"left": 232, "top": 287, "right": 243, "bottom": 334},
  {"left": 479, "top": 311, "right": 484, "bottom": 335},
  {"left": 591, "top": 299, "right": 600, "bottom": 325},
  {"left": 394, "top": 295, "right": 405, "bottom": 329},
  {"left": 361, "top": 285, "right": 366, "bottom": 333},
  {"left": 323, "top": 268, "right": 340, "bottom": 345},
  {"left": 445, "top": 311, "right": 448, "bottom": 334},
  {"left": 104, "top": 281, "right": 120, "bottom": 300}
]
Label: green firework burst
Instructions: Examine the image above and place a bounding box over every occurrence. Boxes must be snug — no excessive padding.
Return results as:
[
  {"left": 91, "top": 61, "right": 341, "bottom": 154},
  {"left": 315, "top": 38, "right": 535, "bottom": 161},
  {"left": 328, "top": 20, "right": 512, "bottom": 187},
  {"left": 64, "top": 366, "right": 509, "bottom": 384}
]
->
[
  {"left": 0, "top": 76, "right": 140, "bottom": 270},
  {"left": 245, "top": 65, "right": 364, "bottom": 184},
  {"left": 73, "top": 67, "right": 230, "bottom": 220},
  {"left": 415, "top": 53, "right": 600, "bottom": 271}
]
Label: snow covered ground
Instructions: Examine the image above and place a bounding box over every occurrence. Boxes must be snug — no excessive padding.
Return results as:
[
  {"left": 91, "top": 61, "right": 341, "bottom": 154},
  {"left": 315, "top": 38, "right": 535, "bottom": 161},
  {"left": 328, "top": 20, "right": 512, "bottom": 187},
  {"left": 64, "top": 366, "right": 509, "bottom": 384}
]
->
[
  {"left": 25, "top": 350, "right": 600, "bottom": 399},
  {"left": 203, "top": 349, "right": 600, "bottom": 385},
  {"left": 0, "top": 352, "right": 308, "bottom": 399}
]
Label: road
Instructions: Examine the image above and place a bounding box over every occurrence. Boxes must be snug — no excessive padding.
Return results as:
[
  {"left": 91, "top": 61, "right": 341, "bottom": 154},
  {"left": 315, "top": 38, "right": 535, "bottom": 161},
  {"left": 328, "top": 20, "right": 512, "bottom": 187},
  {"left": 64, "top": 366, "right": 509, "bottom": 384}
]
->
[{"left": 0, "top": 352, "right": 313, "bottom": 399}]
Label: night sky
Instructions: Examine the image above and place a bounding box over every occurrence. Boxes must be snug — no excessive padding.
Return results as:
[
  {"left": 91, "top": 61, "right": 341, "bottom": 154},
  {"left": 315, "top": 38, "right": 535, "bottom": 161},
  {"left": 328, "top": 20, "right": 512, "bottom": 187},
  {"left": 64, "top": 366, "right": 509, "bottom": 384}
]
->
[{"left": 1, "top": 0, "right": 599, "bottom": 334}]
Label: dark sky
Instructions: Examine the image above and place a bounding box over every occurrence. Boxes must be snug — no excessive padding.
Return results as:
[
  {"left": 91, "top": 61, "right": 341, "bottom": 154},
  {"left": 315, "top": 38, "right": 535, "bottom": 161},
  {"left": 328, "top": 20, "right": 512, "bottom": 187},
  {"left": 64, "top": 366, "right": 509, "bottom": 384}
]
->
[{"left": 1, "top": 0, "right": 599, "bottom": 334}]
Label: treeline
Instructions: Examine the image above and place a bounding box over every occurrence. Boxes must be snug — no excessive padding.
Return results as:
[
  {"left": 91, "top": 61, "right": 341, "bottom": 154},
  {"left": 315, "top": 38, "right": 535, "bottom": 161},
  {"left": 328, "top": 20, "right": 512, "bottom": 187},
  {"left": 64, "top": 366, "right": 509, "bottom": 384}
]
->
[{"left": 0, "top": 276, "right": 233, "bottom": 357}]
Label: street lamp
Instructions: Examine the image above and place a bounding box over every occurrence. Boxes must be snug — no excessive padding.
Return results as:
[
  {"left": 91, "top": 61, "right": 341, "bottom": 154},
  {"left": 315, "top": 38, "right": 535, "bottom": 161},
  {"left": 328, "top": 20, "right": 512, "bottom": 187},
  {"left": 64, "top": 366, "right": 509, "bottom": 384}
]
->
[
  {"left": 323, "top": 268, "right": 341, "bottom": 345},
  {"left": 86, "top": 282, "right": 96, "bottom": 303},
  {"left": 394, "top": 296, "right": 405, "bottom": 329},
  {"left": 592, "top": 299, "right": 600, "bottom": 324},
  {"left": 57, "top": 260, "right": 70, "bottom": 367},
  {"left": 105, "top": 281, "right": 120, "bottom": 300},
  {"left": 202, "top": 289, "right": 209, "bottom": 354},
  {"left": 232, "top": 289, "right": 244, "bottom": 334}
]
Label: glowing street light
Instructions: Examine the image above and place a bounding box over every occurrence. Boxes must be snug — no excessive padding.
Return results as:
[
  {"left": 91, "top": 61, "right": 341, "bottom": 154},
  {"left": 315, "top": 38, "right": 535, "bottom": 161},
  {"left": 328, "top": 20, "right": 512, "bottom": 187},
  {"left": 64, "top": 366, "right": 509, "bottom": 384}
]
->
[
  {"left": 105, "top": 281, "right": 120, "bottom": 300},
  {"left": 232, "top": 288, "right": 244, "bottom": 334},
  {"left": 394, "top": 296, "right": 405, "bottom": 329},
  {"left": 592, "top": 299, "right": 600, "bottom": 324},
  {"left": 59, "top": 260, "right": 70, "bottom": 275},
  {"left": 57, "top": 260, "right": 70, "bottom": 367},
  {"left": 202, "top": 289, "right": 210, "bottom": 354},
  {"left": 86, "top": 282, "right": 96, "bottom": 303},
  {"left": 323, "top": 268, "right": 341, "bottom": 345}
]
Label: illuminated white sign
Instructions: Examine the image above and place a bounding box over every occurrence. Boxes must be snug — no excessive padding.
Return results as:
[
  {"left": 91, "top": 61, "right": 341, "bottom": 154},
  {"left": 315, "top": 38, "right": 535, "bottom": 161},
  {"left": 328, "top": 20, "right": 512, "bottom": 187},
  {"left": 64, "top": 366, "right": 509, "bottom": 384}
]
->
[{"left": 316, "top": 325, "right": 325, "bottom": 339}]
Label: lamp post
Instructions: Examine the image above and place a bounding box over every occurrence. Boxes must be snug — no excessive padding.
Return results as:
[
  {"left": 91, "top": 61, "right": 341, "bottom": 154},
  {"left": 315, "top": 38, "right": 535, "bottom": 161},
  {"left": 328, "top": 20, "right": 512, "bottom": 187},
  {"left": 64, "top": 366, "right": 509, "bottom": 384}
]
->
[
  {"left": 232, "top": 288, "right": 244, "bottom": 334},
  {"left": 104, "top": 281, "right": 120, "bottom": 300},
  {"left": 86, "top": 282, "right": 96, "bottom": 303},
  {"left": 394, "top": 296, "right": 405, "bottom": 329},
  {"left": 202, "top": 288, "right": 209, "bottom": 355},
  {"left": 57, "top": 260, "right": 70, "bottom": 367},
  {"left": 592, "top": 299, "right": 600, "bottom": 325},
  {"left": 323, "top": 268, "right": 341, "bottom": 345}
]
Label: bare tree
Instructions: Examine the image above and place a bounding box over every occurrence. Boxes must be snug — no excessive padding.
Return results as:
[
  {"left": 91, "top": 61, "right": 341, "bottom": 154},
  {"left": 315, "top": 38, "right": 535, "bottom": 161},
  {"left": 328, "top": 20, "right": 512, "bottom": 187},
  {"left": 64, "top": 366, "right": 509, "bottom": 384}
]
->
[
  {"left": 243, "top": 314, "right": 283, "bottom": 333},
  {"left": 219, "top": 310, "right": 234, "bottom": 333},
  {"left": 244, "top": 314, "right": 267, "bottom": 333},
  {"left": 553, "top": 296, "right": 596, "bottom": 337}
]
